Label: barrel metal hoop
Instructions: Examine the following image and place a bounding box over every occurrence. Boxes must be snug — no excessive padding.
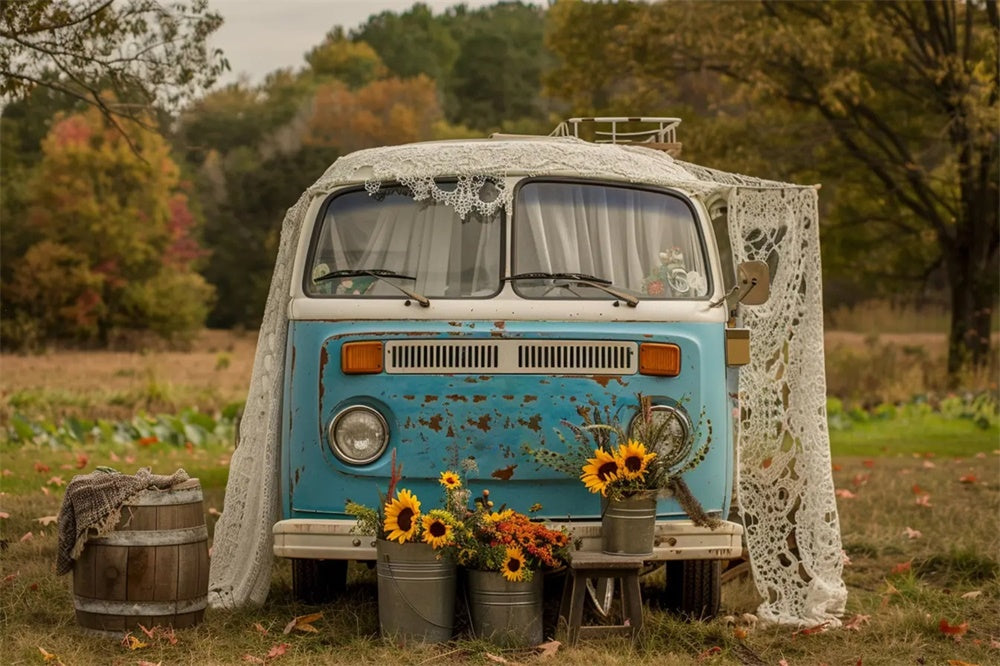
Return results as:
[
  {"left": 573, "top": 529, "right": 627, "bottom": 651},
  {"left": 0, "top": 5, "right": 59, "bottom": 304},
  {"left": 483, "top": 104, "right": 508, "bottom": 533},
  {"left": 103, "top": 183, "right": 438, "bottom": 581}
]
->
[
  {"left": 127, "top": 487, "right": 203, "bottom": 506},
  {"left": 73, "top": 596, "right": 207, "bottom": 615},
  {"left": 88, "top": 525, "right": 208, "bottom": 546}
]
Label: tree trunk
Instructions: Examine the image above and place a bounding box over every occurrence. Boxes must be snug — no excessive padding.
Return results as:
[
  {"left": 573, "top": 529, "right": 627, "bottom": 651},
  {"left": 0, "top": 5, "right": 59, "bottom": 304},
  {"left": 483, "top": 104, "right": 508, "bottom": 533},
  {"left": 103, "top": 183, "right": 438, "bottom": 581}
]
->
[{"left": 947, "top": 263, "right": 996, "bottom": 379}]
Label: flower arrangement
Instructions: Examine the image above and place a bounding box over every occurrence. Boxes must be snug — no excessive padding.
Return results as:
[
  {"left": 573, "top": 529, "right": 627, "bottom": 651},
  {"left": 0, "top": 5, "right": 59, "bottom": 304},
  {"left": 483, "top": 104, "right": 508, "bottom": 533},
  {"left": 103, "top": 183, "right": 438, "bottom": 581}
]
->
[
  {"left": 526, "top": 394, "right": 720, "bottom": 528},
  {"left": 345, "top": 453, "right": 463, "bottom": 551},
  {"left": 455, "top": 490, "right": 571, "bottom": 582}
]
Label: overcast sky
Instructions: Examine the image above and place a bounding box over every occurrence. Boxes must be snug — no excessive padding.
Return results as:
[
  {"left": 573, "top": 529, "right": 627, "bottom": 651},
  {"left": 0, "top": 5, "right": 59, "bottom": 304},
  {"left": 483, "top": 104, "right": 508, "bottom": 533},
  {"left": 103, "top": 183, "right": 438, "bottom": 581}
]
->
[{"left": 208, "top": 0, "right": 516, "bottom": 86}]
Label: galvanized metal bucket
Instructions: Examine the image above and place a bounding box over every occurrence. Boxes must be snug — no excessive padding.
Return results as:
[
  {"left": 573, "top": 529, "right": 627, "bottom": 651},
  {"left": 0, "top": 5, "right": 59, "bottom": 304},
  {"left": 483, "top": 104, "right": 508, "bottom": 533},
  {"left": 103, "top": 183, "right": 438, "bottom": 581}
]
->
[
  {"left": 466, "top": 569, "right": 544, "bottom": 647},
  {"left": 601, "top": 492, "right": 657, "bottom": 556},
  {"left": 376, "top": 539, "right": 456, "bottom": 643}
]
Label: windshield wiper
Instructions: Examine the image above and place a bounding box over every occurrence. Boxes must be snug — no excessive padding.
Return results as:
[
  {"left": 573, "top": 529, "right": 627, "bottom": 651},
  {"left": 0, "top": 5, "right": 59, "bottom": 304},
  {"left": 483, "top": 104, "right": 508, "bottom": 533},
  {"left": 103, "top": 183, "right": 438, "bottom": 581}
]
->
[
  {"left": 504, "top": 272, "right": 639, "bottom": 307},
  {"left": 315, "top": 268, "right": 430, "bottom": 307}
]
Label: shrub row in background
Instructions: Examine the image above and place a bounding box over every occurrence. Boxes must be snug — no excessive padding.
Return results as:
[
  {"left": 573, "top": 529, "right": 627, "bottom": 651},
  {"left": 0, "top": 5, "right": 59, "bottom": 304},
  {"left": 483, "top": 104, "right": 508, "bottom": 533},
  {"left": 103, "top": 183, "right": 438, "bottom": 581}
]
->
[{"left": 3, "top": 404, "right": 242, "bottom": 450}]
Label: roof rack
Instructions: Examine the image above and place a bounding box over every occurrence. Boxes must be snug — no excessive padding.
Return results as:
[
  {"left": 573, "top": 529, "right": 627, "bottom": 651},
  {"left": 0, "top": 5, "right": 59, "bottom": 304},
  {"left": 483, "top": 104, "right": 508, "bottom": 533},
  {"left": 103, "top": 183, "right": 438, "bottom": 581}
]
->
[{"left": 549, "top": 117, "right": 682, "bottom": 155}]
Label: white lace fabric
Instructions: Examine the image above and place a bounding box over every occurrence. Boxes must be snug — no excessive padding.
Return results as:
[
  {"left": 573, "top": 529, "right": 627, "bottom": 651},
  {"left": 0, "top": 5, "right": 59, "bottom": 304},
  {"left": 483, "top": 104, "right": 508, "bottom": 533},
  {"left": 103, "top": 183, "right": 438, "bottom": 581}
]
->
[{"left": 208, "top": 138, "right": 847, "bottom": 626}]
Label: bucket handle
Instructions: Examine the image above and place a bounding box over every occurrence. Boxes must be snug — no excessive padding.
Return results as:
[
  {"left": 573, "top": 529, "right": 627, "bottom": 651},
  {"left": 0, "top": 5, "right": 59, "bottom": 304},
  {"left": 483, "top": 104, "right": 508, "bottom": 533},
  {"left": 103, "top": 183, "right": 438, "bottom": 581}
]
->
[{"left": 381, "top": 551, "right": 454, "bottom": 630}]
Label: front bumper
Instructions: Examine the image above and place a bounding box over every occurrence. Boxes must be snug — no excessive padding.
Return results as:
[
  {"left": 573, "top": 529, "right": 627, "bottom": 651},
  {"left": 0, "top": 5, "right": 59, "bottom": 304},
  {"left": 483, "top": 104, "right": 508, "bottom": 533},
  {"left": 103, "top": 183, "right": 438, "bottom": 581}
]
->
[{"left": 273, "top": 518, "right": 743, "bottom": 561}]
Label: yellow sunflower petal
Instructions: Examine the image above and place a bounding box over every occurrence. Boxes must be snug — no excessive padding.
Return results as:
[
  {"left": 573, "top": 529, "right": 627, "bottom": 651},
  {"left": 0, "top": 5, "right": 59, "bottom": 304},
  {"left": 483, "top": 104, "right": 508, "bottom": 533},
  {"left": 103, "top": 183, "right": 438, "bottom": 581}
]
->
[
  {"left": 616, "top": 440, "right": 657, "bottom": 481},
  {"left": 384, "top": 488, "right": 421, "bottom": 543},
  {"left": 501, "top": 546, "right": 526, "bottom": 582},
  {"left": 580, "top": 449, "right": 621, "bottom": 495}
]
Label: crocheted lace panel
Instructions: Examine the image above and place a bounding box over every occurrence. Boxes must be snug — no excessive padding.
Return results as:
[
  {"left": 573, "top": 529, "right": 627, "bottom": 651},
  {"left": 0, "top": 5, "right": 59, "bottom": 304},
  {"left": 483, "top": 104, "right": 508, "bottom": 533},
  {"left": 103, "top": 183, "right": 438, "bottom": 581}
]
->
[{"left": 207, "top": 138, "right": 846, "bottom": 626}]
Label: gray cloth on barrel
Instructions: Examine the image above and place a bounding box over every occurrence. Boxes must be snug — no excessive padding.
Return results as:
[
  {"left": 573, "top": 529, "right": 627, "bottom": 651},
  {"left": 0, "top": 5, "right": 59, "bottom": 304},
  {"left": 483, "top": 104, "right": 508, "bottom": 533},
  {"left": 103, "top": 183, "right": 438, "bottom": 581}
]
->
[{"left": 56, "top": 467, "right": 190, "bottom": 575}]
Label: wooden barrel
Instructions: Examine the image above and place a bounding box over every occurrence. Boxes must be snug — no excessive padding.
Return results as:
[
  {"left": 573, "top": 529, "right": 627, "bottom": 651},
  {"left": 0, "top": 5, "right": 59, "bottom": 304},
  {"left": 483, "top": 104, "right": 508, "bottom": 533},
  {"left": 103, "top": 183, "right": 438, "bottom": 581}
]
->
[{"left": 72, "top": 478, "right": 209, "bottom": 634}]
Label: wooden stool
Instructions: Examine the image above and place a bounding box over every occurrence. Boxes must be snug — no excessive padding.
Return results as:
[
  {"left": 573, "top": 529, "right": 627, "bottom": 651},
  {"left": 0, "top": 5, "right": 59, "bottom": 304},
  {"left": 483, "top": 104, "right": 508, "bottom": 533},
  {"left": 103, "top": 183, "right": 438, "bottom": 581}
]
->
[{"left": 558, "top": 551, "right": 645, "bottom": 646}]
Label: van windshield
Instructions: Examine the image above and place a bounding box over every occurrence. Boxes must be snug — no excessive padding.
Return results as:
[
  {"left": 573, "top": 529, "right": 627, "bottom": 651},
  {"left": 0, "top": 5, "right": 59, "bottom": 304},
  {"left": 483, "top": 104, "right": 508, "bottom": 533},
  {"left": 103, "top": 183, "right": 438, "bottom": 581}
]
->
[
  {"left": 306, "top": 185, "right": 503, "bottom": 298},
  {"left": 513, "top": 181, "right": 710, "bottom": 300}
]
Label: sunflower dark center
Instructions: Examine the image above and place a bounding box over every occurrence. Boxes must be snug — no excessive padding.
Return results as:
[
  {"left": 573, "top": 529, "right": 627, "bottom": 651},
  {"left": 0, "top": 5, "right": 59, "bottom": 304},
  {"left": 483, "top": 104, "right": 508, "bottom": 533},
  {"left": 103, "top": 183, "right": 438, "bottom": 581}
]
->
[
  {"left": 597, "top": 461, "right": 618, "bottom": 480},
  {"left": 429, "top": 520, "right": 446, "bottom": 537},
  {"left": 625, "top": 455, "right": 642, "bottom": 472},
  {"left": 507, "top": 557, "right": 521, "bottom": 572},
  {"left": 398, "top": 508, "right": 414, "bottom": 531}
]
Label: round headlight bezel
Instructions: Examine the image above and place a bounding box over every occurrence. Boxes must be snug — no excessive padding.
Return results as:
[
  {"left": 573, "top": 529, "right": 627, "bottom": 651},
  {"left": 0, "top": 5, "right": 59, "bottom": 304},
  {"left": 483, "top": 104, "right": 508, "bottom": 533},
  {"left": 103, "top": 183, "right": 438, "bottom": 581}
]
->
[
  {"left": 327, "top": 405, "right": 389, "bottom": 465},
  {"left": 628, "top": 403, "right": 693, "bottom": 470}
]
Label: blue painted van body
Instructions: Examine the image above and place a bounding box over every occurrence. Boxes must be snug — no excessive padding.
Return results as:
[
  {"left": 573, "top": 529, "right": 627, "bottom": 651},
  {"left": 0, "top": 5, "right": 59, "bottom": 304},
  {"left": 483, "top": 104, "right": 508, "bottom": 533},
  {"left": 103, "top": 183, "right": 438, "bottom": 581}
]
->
[{"left": 280, "top": 319, "right": 733, "bottom": 522}]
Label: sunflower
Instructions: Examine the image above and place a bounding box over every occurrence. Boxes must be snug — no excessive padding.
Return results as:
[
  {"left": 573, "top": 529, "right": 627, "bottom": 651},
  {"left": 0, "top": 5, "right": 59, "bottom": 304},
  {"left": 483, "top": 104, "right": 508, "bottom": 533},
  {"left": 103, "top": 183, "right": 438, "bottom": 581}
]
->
[
  {"left": 384, "top": 488, "right": 421, "bottom": 543},
  {"left": 484, "top": 508, "right": 515, "bottom": 524},
  {"left": 421, "top": 510, "right": 454, "bottom": 549},
  {"left": 616, "top": 440, "right": 657, "bottom": 481},
  {"left": 501, "top": 546, "right": 527, "bottom": 582},
  {"left": 439, "top": 470, "right": 462, "bottom": 489},
  {"left": 580, "top": 448, "right": 621, "bottom": 495}
]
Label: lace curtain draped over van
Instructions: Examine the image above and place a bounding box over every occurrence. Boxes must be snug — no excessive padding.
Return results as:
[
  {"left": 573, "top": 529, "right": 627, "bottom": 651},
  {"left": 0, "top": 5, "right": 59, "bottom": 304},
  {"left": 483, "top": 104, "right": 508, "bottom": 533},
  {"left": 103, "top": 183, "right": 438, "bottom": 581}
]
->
[{"left": 208, "top": 138, "right": 847, "bottom": 627}]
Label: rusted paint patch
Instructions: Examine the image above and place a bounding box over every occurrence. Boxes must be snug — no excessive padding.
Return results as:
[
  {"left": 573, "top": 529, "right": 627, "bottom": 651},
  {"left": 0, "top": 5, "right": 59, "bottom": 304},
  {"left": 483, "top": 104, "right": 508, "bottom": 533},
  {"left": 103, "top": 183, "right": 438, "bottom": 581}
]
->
[
  {"left": 472, "top": 395, "right": 487, "bottom": 403},
  {"left": 491, "top": 464, "right": 516, "bottom": 480},
  {"left": 424, "top": 395, "right": 439, "bottom": 403},
  {"left": 592, "top": 376, "right": 612, "bottom": 387},
  {"left": 523, "top": 395, "right": 537, "bottom": 403},
  {"left": 464, "top": 377, "right": 478, "bottom": 384},
  {"left": 419, "top": 415, "right": 444, "bottom": 432},
  {"left": 468, "top": 414, "right": 491, "bottom": 432},
  {"left": 494, "top": 321, "right": 506, "bottom": 330},
  {"left": 403, "top": 394, "right": 415, "bottom": 400},
  {"left": 518, "top": 414, "right": 543, "bottom": 432},
  {"left": 404, "top": 417, "right": 414, "bottom": 429},
  {"left": 502, "top": 394, "right": 514, "bottom": 400},
  {"left": 446, "top": 394, "right": 468, "bottom": 402},
  {"left": 448, "top": 321, "right": 462, "bottom": 327},
  {"left": 446, "top": 424, "right": 455, "bottom": 437}
]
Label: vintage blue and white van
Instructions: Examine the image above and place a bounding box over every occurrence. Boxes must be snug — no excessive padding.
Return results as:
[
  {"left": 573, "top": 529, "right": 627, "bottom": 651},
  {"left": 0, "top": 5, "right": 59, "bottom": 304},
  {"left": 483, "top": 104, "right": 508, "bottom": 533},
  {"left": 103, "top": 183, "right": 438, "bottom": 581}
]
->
[{"left": 271, "top": 118, "right": 769, "bottom": 615}]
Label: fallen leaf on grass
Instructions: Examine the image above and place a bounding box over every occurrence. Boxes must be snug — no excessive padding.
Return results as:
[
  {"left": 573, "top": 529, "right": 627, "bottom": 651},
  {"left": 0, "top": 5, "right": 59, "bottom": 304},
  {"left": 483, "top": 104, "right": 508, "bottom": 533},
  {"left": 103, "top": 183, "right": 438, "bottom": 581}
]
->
[
  {"left": 266, "top": 643, "right": 290, "bottom": 659},
  {"left": 939, "top": 619, "right": 969, "bottom": 639},
  {"left": 862, "top": 459, "right": 875, "bottom": 468},
  {"left": 696, "top": 646, "right": 722, "bottom": 661},
  {"left": 0, "top": 511, "right": 9, "bottom": 519},
  {"left": 778, "top": 659, "right": 790, "bottom": 666},
  {"left": 958, "top": 474, "right": 977, "bottom": 484},
  {"left": 136, "top": 662, "right": 162, "bottom": 666},
  {"left": 252, "top": 622, "right": 269, "bottom": 635},
  {"left": 733, "top": 627, "right": 748, "bottom": 639},
  {"left": 208, "top": 507, "right": 220, "bottom": 516},
  {"left": 40, "top": 486, "right": 50, "bottom": 496},
  {"left": 851, "top": 473, "right": 870, "bottom": 487},
  {"left": 960, "top": 591, "right": 982, "bottom": 599},
  {"left": 282, "top": 611, "right": 323, "bottom": 634},
  {"left": 903, "top": 527, "right": 922, "bottom": 539},
  {"left": 36, "top": 515, "right": 57, "bottom": 526},
  {"left": 947, "top": 661, "right": 979, "bottom": 666},
  {"left": 911, "top": 484, "right": 925, "bottom": 494},
  {"left": 486, "top": 653, "right": 520, "bottom": 665},
  {"left": 915, "top": 494, "right": 933, "bottom": 507},
  {"left": 2, "top": 573, "right": 19, "bottom": 584},
  {"left": 20, "top": 531, "right": 33, "bottom": 542},
  {"left": 2, "top": 469, "right": 12, "bottom": 476},
  {"left": 792, "top": 621, "right": 830, "bottom": 636},
  {"left": 76, "top": 453, "right": 89, "bottom": 469},
  {"left": 34, "top": 462, "right": 50, "bottom": 474},
  {"left": 536, "top": 640, "right": 560, "bottom": 658},
  {"left": 38, "top": 647, "right": 62, "bottom": 663},
  {"left": 243, "top": 655, "right": 265, "bottom": 664},
  {"left": 843, "top": 614, "right": 871, "bottom": 631},
  {"left": 121, "top": 634, "right": 148, "bottom": 650},
  {"left": 47, "top": 475, "right": 64, "bottom": 487},
  {"left": 835, "top": 489, "right": 857, "bottom": 499},
  {"left": 922, "top": 460, "right": 936, "bottom": 469},
  {"left": 891, "top": 561, "right": 912, "bottom": 575},
  {"left": 110, "top": 451, "right": 121, "bottom": 462}
]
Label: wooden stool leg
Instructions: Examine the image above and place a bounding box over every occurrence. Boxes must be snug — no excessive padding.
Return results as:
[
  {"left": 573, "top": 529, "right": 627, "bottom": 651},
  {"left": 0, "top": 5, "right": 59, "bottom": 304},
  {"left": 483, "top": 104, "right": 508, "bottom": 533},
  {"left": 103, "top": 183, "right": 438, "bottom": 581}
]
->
[
  {"left": 567, "top": 573, "right": 588, "bottom": 647},
  {"left": 621, "top": 571, "right": 643, "bottom": 640}
]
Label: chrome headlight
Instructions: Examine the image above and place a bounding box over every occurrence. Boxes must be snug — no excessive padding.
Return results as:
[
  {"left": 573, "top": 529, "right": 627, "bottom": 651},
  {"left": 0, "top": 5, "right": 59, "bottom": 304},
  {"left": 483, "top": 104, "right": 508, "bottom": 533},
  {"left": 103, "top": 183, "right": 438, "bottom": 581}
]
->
[
  {"left": 328, "top": 406, "right": 388, "bottom": 465},
  {"left": 628, "top": 404, "right": 693, "bottom": 469}
]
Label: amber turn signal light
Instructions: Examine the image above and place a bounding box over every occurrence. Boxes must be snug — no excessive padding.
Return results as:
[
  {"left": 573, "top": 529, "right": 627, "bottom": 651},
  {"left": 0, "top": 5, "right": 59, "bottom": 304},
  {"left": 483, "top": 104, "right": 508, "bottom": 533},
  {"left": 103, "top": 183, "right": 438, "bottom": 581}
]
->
[
  {"left": 639, "top": 343, "right": 681, "bottom": 376},
  {"left": 341, "top": 341, "right": 383, "bottom": 374}
]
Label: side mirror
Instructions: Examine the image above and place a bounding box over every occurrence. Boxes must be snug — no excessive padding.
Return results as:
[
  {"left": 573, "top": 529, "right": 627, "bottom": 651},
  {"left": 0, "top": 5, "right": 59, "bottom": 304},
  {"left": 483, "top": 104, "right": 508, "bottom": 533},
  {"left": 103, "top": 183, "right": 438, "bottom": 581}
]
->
[{"left": 737, "top": 260, "right": 770, "bottom": 305}]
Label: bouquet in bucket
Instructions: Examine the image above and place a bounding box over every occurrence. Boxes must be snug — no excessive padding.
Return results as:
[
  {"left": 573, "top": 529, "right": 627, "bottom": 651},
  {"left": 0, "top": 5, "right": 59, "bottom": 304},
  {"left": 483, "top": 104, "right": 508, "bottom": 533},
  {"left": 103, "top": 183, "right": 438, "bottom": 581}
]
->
[
  {"left": 454, "top": 489, "right": 572, "bottom": 582},
  {"left": 527, "top": 393, "right": 719, "bottom": 528},
  {"left": 345, "top": 453, "right": 463, "bottom": 552}
]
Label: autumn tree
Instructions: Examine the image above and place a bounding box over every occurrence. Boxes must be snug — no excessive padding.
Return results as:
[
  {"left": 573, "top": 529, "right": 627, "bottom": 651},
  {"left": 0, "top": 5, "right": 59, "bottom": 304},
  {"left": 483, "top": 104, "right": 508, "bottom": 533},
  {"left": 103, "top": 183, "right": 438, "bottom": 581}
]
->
[
  {"left": 546, "top": 0, "right": 999, "bottom": 376},
  {"left": 306, "top": 27, "right": 386, "bottom": 88},
  {"left": 0, "top": 0, "right": 227, "bottom": 142},
  {"left": 2, "top": 106, "right": 214, "bottom": 346}
]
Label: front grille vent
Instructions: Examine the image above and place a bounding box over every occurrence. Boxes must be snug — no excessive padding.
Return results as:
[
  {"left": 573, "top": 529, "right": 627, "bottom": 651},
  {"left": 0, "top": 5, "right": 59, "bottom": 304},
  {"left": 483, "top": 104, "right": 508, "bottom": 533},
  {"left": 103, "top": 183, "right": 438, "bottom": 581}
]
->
[{"left": 385, "top": 340, "right": 637, "bottom": 375}]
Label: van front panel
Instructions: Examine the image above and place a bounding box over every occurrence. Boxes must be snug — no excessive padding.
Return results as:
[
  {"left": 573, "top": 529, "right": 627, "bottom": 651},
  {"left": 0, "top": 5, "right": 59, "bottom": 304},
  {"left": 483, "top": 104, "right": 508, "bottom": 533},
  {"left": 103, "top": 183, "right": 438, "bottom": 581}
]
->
[{"left": 281, "top": 319, "right": 732, "bottom": 522}]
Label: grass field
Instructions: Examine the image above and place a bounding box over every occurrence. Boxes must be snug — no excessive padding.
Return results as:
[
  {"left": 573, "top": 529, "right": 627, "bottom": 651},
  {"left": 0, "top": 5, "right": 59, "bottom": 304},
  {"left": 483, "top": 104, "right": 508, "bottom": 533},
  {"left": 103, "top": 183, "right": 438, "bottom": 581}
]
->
[{"left": 1, "top": 329, "right": 998, "bottom": 665}]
